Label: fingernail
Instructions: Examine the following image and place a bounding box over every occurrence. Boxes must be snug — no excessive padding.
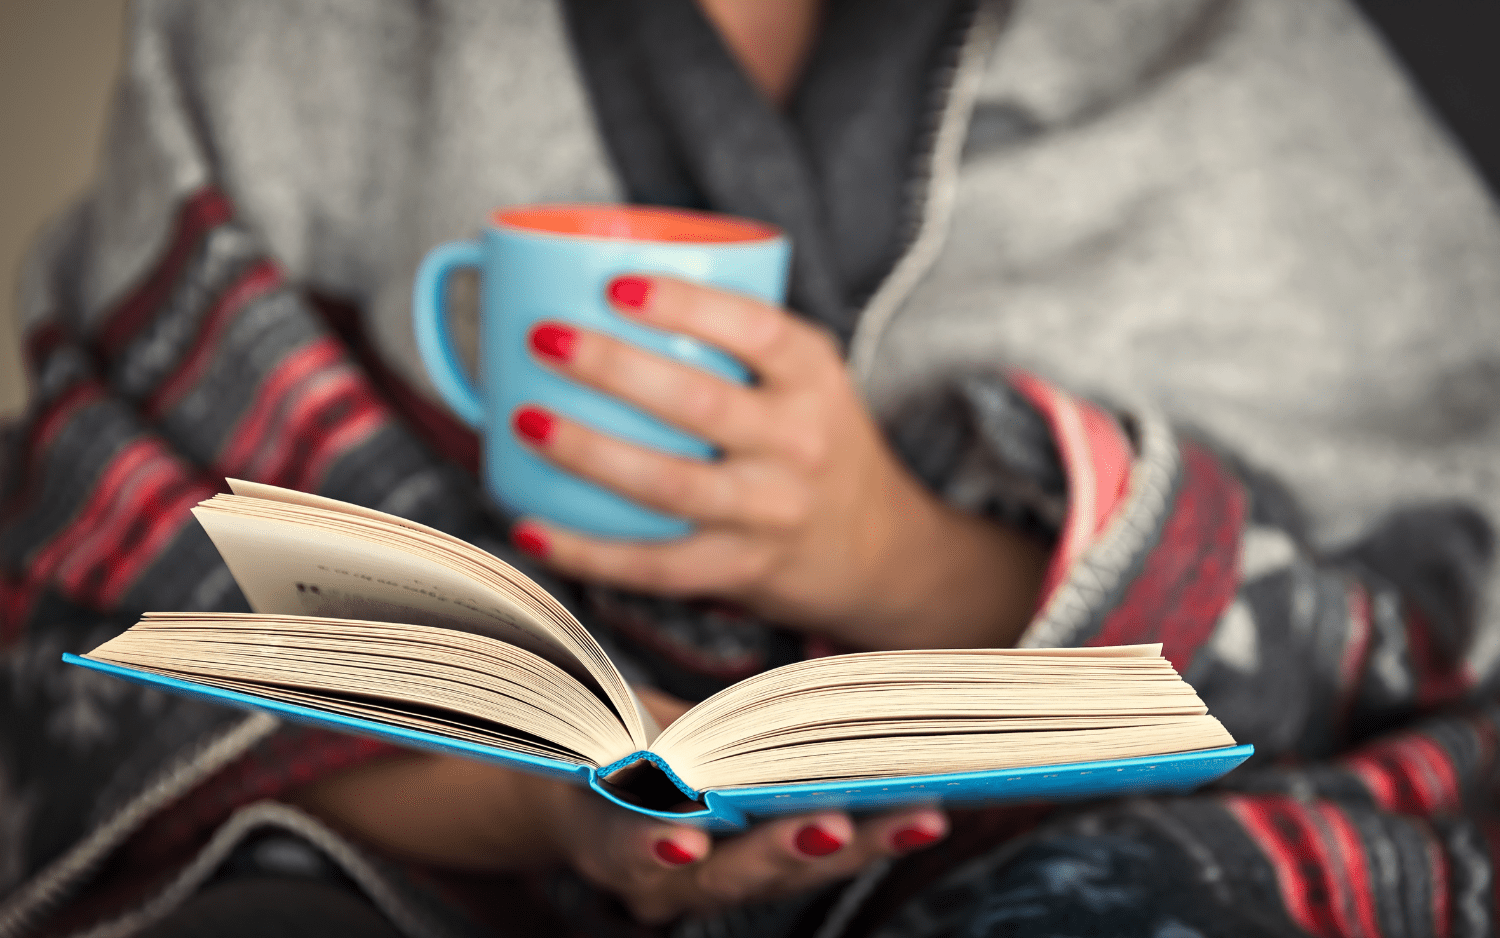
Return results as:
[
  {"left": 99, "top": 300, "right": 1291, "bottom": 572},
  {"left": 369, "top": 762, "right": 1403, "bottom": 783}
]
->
[
  {"left": 608, "top": 276, "right": 652, "bottom": 311},
  {"left": 529, "top": 323, "right": 577, "bottom": 363},
  {"left": 654, "top": 839, "right": 696, "bottom": 866},
  {"left": 892, "top": 827, "right": 942, "bottom": 852},
  {"left": 511, "top": 524, "right": 549, "bottom": 559},
  {"left": 512, "top": 407, "right": 555, "bottom": 445},
  {"left": 794, "top": 825, "right": 844, "bottom": 857}
]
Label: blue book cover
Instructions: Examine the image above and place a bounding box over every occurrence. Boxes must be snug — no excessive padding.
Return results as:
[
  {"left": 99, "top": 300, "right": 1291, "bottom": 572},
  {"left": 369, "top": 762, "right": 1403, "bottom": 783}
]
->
[
  {"left": 64, "top": 653, "right": 1252, "bottom": 833},
  {"left": 64, "top": 483, "right": 1253, "bottom": 832}
]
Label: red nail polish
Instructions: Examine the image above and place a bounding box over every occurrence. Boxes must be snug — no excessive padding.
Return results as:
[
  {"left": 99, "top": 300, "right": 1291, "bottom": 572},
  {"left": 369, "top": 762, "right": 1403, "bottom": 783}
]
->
[
  {"left": 794, "top": 825, "right": 844, "bottom": 857},
  {"left": 530, "top": 323, "right": 577, "bottom": 362},
  {"left": 608, "top": 276, "right": 652, "bottom": 311},
  {"left": 654, "top": 839, "right": 695, "bottom": 866},
  {"left": 511, "top": 525, "right": 549, "bottom": 559},
  {"left": 512, "top": 407, "right": 555, "bottom": 445},
  {"left": 892, "top": 827, "right": 941, "bottom": 852}
]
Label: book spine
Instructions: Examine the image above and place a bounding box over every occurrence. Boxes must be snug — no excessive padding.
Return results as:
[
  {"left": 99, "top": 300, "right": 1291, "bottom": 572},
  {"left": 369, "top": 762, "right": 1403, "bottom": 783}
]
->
[{"left": 585, "top": 763, "right": 749, "bottom": 832}]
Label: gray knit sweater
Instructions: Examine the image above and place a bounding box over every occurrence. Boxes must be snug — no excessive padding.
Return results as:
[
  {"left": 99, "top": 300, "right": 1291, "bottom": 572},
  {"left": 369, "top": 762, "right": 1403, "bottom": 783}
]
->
[
  {"left": 22, "top": 0, "right": 1500, "bottom": 575},
  {"left": 6, "top": 1, "right": 1500, "bottom": 934}
]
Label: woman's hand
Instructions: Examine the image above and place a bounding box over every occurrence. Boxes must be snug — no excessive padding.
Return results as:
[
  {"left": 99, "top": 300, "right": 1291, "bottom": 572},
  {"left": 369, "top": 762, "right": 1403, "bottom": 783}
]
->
[
  {"left": 509, "top": 275, "right": 1048, "bottom": 651},
  {"left": 293, "top": 687, "right": 948, "bottom": 924},
  {"left": 553, "top": 778, "right": 945, "bottom": 924},
  {"left": 297, "top": 751, "right": 946, "bottom": 925},
  {"left": 558, "top": 688, "right": 947, "bottom": 923}
]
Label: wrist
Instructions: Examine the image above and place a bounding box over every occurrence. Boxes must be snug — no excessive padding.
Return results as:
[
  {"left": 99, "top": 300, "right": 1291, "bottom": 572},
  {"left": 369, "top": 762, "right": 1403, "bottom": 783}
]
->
[
  {"left": 292, "top": 753, "right": 576, "bottom": 873},
  {"left": 844, "top": 483, "right": 1048, "bottom": 651},
  {"left": 523, "top": 772, "right": 589, "bottom": 869}
]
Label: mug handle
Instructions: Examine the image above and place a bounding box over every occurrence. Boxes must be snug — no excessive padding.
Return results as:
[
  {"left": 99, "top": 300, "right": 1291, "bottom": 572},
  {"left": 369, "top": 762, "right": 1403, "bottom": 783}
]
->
[{"left": 413, "top": 240, "right": 486, "bottom": 428}]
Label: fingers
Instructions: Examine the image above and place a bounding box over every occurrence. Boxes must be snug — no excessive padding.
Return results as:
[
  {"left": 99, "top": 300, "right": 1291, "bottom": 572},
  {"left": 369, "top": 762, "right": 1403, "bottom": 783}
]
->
[
  {"left": 604, "top": 274, "right": 842, "bottom": 390},
  {"left": 559, "top": 785, "right": 713, "bottom": 874},
  {"left": 672, "top": 807, "right": 949, "bottom": 918},
  {"left": 567, "top": 806, "right": 714, "bottom": 923},
  {"left": 530, "top": 321, "right": 779, "bottom": 455},
  {"left": 857, "top": 806, "right": 949, "bottom": 855},
  {"left": 512, "top": 405, "right": 812, "bottom": 533},
  {"left": 529, "top": 318, "right": 833, "bottom": 461},
  {"left": 577, "top": 799, "right": 949, "bottom": 924},
  {"left": 637, "top": 822, "right": 713, "bottom": 872},
  {"left": 686, "top": 812, "right": 856, "bottom": 909}
]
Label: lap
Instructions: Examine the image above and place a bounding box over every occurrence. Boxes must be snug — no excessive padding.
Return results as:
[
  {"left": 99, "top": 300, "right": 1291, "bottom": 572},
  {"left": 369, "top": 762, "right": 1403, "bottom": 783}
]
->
[{"left": 137, "top": 878, "right": 403, "bottom": 938}]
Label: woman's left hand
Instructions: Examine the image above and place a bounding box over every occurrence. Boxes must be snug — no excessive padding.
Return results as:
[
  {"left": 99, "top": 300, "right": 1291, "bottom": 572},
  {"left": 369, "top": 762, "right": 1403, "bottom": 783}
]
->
[{"left": 508, "top": 275, "right": 1046, "bottom": 651}]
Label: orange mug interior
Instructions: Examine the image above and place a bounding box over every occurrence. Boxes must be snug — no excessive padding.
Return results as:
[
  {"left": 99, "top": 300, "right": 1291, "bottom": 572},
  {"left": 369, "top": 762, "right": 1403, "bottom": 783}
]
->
[{"left": 492, "top": 204, "right": 780, "bottom": 244}]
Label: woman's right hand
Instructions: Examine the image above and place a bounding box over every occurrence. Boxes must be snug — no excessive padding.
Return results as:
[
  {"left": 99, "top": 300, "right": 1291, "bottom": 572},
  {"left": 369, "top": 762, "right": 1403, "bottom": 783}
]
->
[
  {"left": 293, "top": 751, "right": 947, "bottom": 925},
  {"left": 549, "top": 775, "right": 946, "bottom": 924}
]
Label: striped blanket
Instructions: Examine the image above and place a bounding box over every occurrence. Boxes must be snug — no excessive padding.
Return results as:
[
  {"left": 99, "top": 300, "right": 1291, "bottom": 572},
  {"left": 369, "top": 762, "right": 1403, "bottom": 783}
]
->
[{"left": 2, "top": 184, "right": 1498, "bottom": 937}]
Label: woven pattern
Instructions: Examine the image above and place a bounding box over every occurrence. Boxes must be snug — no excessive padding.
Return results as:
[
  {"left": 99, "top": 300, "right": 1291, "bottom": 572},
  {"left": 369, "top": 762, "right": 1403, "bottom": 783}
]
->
[{"left": 2, "top": 187, "right": 1497, "bottom": 936}]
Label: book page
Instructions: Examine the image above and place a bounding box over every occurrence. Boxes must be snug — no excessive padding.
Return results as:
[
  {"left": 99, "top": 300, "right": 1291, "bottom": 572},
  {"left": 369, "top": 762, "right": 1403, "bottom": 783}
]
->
[
  {"left": 88, "top": 613, "right": 640, "bottom": 765},
  {"left": 229, "top": 480, "right": 467, "bottom": 539},
  {"left": 195, "top": 488, "right": 653, "bottom": 747},
  {"left": 222, "top": 481, "right": 661, "bottom": 743},
  {"left": 651, "top": 647, "right": 1235, "bottom": 791}
]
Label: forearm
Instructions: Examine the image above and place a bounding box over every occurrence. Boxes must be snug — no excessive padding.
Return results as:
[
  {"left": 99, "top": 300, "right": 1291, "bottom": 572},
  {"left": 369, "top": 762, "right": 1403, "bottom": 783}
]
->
[
  {"left": 289, "top": 687, "right": 697, "bottom": 872},
  {"left": 832, "top": 486, "right": 1049, "bottom": 652},
  {"left": 290, "top": 752, "right": 571, "bottom": 872}
]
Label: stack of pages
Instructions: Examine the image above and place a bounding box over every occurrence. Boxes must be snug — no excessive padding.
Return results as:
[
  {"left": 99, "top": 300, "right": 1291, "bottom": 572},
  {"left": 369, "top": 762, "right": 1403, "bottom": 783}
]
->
[{"left": 68, "top": 482, "right": 1252, "bottom": 830}]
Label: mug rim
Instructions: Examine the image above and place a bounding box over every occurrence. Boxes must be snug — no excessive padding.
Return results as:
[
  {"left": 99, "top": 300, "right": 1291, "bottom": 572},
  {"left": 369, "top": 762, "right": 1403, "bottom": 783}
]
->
[{"left": 490, "top": 203, "right": 783, "bottom": 245}]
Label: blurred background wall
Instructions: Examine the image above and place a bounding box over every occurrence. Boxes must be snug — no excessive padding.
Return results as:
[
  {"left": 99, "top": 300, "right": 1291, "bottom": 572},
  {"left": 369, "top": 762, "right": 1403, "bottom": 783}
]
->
[{"left": 1, "top": 0, "right": 130, "bottom": 420}]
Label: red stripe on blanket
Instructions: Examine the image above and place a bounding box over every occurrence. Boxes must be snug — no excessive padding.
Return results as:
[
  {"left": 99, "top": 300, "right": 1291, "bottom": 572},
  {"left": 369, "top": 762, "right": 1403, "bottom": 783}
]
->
[
  {"left": 62, "top": 465, "right": 209, "bottom": 607},
  {"left": 30, "top": 439, "right": 161, "bottom": 583},
  {"left": 1, "top": 380, "right": 108, "bottom": 526},
  {"left": 145, "top": 260, "right": 284, "bottom": 419},
  {"left": 0, "top": 382, "right": 108, "bottom": 623},
  {"left": 217, "top": 341, "right": 388, "bottom": 492},
  {"left": 294, "top": 394, "right": 386, "bottom": 493},
  {"left": 1343, "top": 750, "right": 1401, "bottom": 813},
  {"left": 1227, "top": 796, "right": 1341, "bottom": 937},
  {"left": 1427, "top": 824, "right": 1452, "bottom": 938},
  {"left": 213, "top": 337, "right": 345, "bottom": 472},
  {"left": 1314, "top": 801, "right": 1383, "bottom": 938},
  {"left": 1406, "top": 609, "right": 1475, "bottom": 709},
  {"left": 0, "top": 382, "right": 107, "bottom": 529},
  {"left": 1087, "top": 442, "right": 1246, "bottom": 673},
  {"left": 15, "top": 381, "right": 107, "bottom": 483},
  {"left": 97, "top": 188, "right": 235, "bottom": 357},
  {"left": 1338, "top": 580, "right": 1374, "bottom": 725},
  {"left": 310, "top": 291, "right": 482, "bottom": 473},
  {"left": 27, "top": 437, "right": 217, "bottom": 609},
  {"left": 1401, "top": 735, "right": 1463, "bottom": 812},
  {"left": 208, "top": 332, "right": 390, "bottom": 493},
  {"left": 0, "top": 572, "right": 39, "bottom": 648},
  {"left": 1343, "top": 732, "right": 1462, "bottom": 814},
  {"left": 1009, "top": 373, "right": 1133, "bottom": 606}
]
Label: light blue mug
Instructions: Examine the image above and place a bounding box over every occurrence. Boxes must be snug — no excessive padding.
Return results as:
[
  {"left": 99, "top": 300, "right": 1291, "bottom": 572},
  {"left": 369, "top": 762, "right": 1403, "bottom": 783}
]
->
[{"left": 413, "top": 204, "right": 791, "bottom": 540}]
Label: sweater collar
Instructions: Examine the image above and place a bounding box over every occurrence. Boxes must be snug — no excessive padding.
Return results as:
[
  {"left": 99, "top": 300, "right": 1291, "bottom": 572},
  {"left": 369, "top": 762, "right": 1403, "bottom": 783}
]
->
[{"left": 561, "top": 0, "right": 981, "bottom": 346}]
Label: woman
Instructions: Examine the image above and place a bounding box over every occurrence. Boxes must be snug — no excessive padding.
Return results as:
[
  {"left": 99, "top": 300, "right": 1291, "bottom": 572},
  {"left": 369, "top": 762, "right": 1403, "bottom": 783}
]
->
[{"left": 3, "top": 0, "right": 1499, "bottom": 935}]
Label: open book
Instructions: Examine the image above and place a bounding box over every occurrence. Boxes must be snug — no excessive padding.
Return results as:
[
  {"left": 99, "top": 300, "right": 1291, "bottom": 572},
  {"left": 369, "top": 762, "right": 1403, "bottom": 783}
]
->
[{"left": 67, "top": 482, "right": 1252, "bottom": 830}]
